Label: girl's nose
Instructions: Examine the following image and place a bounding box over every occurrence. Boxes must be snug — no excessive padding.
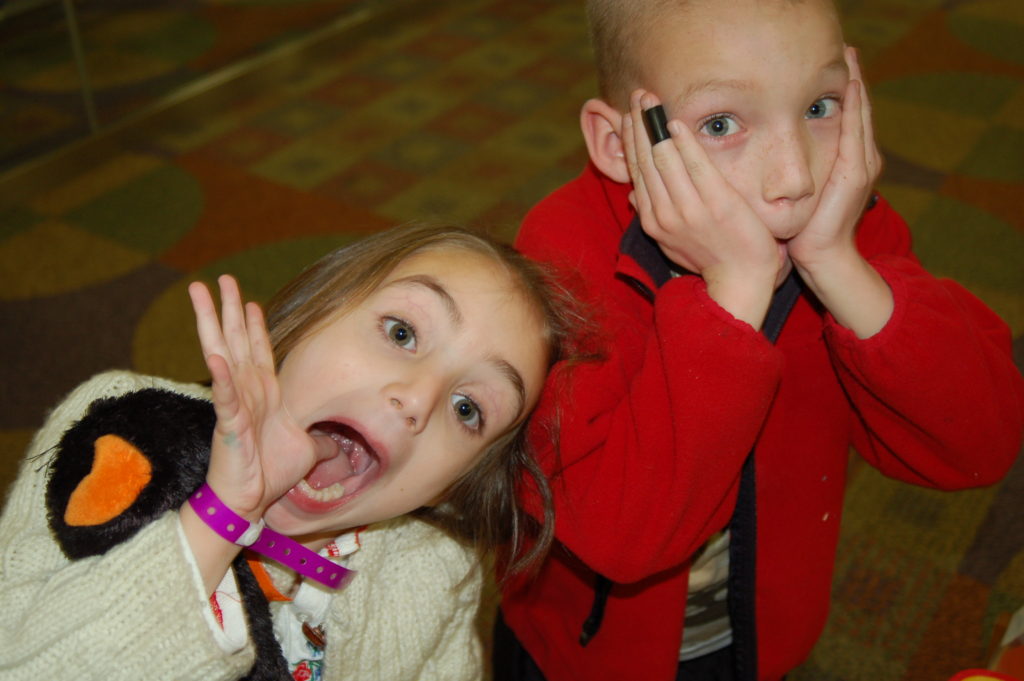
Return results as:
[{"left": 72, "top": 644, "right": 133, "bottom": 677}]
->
[
  {"left": 386, "top": 377, "right": 440, "bottom": 434},
  {"left": 762, "top": 129, "right": 815, "bottom": 205}
]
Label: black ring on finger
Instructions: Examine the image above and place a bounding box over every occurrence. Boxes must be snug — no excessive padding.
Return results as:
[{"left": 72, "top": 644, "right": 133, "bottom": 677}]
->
[{"left": 643, "top": 105, "right": 670, "bottom": 145}]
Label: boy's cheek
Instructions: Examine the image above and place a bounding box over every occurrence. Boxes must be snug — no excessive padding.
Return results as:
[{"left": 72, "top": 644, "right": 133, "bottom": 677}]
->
[
  {"left": 704, "top": 146, "right": 758, "bottom": 197},
  {"left": 703, "top": 143, "right": 745, "bottom": 177},
  {"left": 809, "top": 126, "right": 842, "bottom": 175}
]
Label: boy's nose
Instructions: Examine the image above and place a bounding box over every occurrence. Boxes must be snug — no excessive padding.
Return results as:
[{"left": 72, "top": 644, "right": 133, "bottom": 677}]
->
[
  {"left": 761, "top": 129, "right": 815, "bottom": 205},
  {"left": 385, "top": 377, "right": 441, "bottom": 434}
]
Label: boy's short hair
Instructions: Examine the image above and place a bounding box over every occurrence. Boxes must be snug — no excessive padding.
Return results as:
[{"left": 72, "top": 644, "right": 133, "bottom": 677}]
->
[
  {"left": 586, "top": 0, "right": 675, "bottom": 108},
  {"left": 586, "top": 0, "right": 830, "bottom": 109}
]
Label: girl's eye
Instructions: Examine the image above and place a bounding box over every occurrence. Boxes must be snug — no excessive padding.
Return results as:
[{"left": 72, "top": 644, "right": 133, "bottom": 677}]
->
[
  {"left": 451, "top": 394, "right": 483, "bottom": 432},
  {"left": 699, "top": 115, "right": 739, "bottom": 138},
  {"left": 383, "top": 317, "right": 416, "bottom": 350},
  {"left": 806, "top": 97, "right": 839, "bottom": 119}
]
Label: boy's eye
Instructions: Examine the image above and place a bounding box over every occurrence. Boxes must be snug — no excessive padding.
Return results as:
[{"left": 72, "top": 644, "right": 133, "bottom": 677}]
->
[
  {"left": 699, "top": 115, "right": 739, "bottom": 138},
  {"left": 451, "top": 394, "right": 482, "bottom": 431},
  {"left": 383, "top": 317, "right": 416, "bottom": 350},
  {"left": 806, "top": 97, "right": 839, "bottom": 119}
]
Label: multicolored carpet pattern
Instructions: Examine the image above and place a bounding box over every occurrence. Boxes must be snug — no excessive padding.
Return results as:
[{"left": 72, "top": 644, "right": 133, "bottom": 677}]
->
[{"left": 1, "top": 1, "right": 1021, "bottom": 678}]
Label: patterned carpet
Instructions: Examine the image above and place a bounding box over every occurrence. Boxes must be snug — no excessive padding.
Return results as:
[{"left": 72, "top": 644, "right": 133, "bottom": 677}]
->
[{"left": 1, "top": 1, "right": 1022, "bottom": 678}]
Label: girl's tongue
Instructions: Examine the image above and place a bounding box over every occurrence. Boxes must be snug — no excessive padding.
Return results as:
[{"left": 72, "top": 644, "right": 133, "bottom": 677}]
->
[{"left": 301, "top": 426, "right": 377, "bottom": 502}]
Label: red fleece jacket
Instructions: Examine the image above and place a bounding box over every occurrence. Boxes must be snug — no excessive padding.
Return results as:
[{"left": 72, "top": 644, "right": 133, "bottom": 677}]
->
[{"left": 502, "top": 163, "right": 1024, "bottom": 681}]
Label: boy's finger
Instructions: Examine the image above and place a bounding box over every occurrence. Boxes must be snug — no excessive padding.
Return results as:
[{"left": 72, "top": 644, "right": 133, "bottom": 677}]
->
[
  {"left": 839, "top": 78, "right": 866, "bottom": 171},
  {"left": 622, "top": 101, "right": 665, "bottom": 225},
  {"left": 857, "top": 80, "right": 881, "bottom": 180},
  {"left": 665, "top": 118, "right": 730, "bottom": 209},
  {"left": 647, "top": 118, "right": 703, "bottom": 212},
  {"left": 218, "top": 275, "right": 252, "bottom": 365},
  {"left": 189, "top": 281, "right": 230, "bottom": 361},
  {"left": 621, "top": 94, "right": 655, "bottom": 196},
  {"left": 621, "top": 113, "right": 650, "bottom": 207},
  {"left": 845, "top": 47, "right": 879, "bottom": 176},
  {"left": 629, "top": 91, "right": 673, "bottom": 218}
]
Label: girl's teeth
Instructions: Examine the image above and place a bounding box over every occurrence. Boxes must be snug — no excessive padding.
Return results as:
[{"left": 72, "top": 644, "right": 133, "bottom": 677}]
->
[
  {"left": 298, "top": 478, "right": 346, "bottom": 502},
  {"left": 329, "top": 432, "right": 355, "bottom": 455}
]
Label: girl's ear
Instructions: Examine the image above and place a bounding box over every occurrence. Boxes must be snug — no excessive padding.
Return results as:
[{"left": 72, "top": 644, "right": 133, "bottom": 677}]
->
[{"left": 580, "top": 98, "right": 630, "bottom": 184}]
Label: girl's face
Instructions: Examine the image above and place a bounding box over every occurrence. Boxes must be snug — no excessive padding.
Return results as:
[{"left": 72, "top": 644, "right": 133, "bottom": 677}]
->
[{"left": 263, "top": 248, "right": 548, "bottom": 542}]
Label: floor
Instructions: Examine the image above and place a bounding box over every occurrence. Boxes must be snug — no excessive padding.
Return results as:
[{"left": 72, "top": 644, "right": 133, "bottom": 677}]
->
[{"left": 1, "top": 1, "right": 1022, "bottom": 678}]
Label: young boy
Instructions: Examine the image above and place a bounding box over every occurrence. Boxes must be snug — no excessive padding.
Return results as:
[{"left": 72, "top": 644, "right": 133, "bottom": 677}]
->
[{"left": 495, "top": 0, "right": 1024, "bottom": 680}]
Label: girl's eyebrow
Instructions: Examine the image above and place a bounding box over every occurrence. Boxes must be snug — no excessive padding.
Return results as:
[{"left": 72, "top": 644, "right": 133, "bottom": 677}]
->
[
  {"left": 392, "top": 274, "right": 464, "bottom": 326},
  {"left": 492, "top": 357, "right": 526, "bottom": 424},
  {"left": 388, "top": 274, "right": 527, "bottom": 423}
]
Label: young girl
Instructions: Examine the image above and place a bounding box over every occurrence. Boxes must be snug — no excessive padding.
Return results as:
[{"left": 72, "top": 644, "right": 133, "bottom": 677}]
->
[{"left": 0, "top": 224, "right": 579, "bottom": 681}]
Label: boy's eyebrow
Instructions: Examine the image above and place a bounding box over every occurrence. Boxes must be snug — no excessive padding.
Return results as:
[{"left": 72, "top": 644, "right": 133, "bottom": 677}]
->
[
  {"left": 820, "top": 57, "right": 850, "bottom": 79},
  {"left": 676, "top": 77, "right": 756, "bottom": 104},
  {"left": 673, "top": 58, "right": 850, "bottom": 106},
  {"left": 389, "top": 274, "right": 527, "bottom": 422}
]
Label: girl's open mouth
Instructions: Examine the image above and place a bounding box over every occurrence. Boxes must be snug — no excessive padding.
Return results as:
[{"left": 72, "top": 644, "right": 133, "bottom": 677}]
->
[{"left": 289, "top": 421, "right": 382, "bottom": 512}]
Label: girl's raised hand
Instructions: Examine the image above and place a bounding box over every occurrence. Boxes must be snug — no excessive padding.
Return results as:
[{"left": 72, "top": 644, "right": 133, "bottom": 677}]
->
[
  {"left": 622, "top": 89, "right": 780, "bottom": 329},
  {"left": 188, "top": 275, "right": 317, "bottom": 522}
]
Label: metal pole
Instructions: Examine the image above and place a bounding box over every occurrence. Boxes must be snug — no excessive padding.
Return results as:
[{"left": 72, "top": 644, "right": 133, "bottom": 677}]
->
[{"left": 61, "top": 0, "right": 98, "bottom": 133}]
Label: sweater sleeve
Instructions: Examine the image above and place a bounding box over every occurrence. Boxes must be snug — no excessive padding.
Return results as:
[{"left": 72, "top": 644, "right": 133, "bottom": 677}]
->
[
  {"left": 826, "top": 198, "right": 1024, "bottom": 488},
  {"left": 327, "top": 517, "right": 484, "bottom": 681},
  {"left": 0, "top": 371, "right": 256, "bottom": 681},
  {"left": 516, "top": 186, "right": 786, "bottom": 583}
]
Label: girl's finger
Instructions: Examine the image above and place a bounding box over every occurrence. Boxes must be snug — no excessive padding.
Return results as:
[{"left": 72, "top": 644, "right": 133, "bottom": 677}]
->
[
  {"left": 205, "top": 352, "right": 241, "bottom": 424},
  {"left": 189, "top": 281, "right": 230, "bottom": 361},
  {"left": 246, "top": 302, "right": 275, "bottom": 371},
  {"left": 218, "top": 275, "right": 252, "bottom": 365}
]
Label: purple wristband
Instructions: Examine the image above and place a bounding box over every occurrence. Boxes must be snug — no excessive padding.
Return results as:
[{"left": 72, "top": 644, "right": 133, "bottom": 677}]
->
[
  {"left": 188, "top": 483, "right": 262, "bottom": 545},
  {"left": 188, "top": 483, "right": 353, "bottom": 590},
  {"left": 250, "top": 527, "right": 353, "bottom": 590}
]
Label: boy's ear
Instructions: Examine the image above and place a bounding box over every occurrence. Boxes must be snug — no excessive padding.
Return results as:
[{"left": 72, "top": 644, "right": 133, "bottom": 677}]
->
[{"left": 580, "top": 98, "right": 631, "bottom": 184}]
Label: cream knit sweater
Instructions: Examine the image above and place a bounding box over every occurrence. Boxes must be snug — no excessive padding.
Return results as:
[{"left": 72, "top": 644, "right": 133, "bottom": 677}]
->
[{"left": 0, "top": 371, "right": 484, "bottom": 680}]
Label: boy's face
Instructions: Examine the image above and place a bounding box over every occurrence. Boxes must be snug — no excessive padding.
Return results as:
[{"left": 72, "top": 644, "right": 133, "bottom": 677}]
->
[{"left": 639, "top": 0, "right": 848, "bottom": 244}]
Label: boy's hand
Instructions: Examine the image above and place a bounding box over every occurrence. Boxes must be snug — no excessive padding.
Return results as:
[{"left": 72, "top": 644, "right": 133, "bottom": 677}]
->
[
  {"left": 188, "top": 276, "right": 317, "bottom": 522},
  {"left": 788, "top": 46, "right": 882, "bottom": 272},
  {"left": 622, "top": 90, "right": 779, "bottom": 330},
  {"left": 788, "top": 47, "right": 894, "bottom": 337}
]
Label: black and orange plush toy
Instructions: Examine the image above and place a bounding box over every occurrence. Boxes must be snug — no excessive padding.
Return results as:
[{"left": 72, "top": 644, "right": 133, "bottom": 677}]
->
[{"left": 44, "top": 387, "right": 290, "bottom": 681}]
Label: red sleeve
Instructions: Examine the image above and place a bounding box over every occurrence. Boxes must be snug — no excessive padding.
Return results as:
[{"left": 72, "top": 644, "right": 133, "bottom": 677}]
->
[
  {"left": 516, "top": 180, "right": 785, "bottom": 583},
  {"left": 827, "top": 197, "right": 1024, "bottom": 487}
]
